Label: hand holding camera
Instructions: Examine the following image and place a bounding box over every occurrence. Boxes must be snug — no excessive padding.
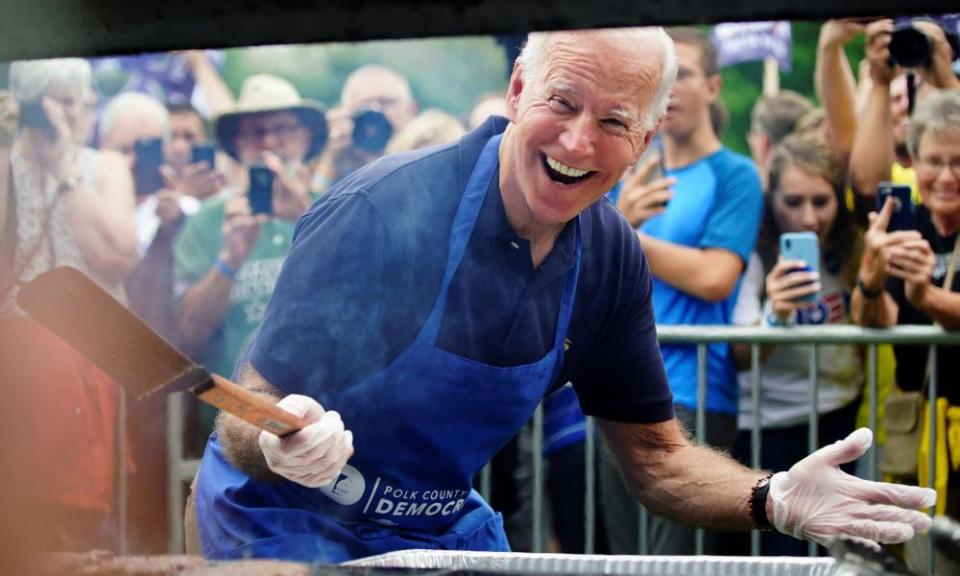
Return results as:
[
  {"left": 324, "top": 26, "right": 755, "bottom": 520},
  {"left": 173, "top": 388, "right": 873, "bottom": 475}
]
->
[
  {"left": 864, "top": 19, "right": 898, "bottom": 86},
  {"left": 818, "top": 18, "right": 866, "bottom": 52},
  {"left": 906, "top": 20, "right": 960, "bottom": 90},
  {"left": 867, "top": 18, "right": 960, "bottom": 90},
  {"left": 616, "top": 151, "right": 675, "bottom": 228}
]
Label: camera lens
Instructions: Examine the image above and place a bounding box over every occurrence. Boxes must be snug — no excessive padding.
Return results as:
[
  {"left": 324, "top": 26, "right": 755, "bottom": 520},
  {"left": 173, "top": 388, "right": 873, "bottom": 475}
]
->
[
  {"left": 352, "top": 109, "right": 393, "bottom": 153},
  {"left": 889, "top": 25, "right": 932, "bottom": 68}
]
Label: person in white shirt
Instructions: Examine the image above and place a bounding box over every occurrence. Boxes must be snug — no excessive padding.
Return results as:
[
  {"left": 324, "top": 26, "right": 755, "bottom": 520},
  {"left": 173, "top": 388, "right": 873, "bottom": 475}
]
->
[{"left": 730, "top": 132, "right": 864, "bottom": 556}]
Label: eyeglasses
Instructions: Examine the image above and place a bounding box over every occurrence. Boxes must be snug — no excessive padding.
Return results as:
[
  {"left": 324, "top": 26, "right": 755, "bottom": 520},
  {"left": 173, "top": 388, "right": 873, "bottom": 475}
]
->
[
  {"left": 236, "top": 122, "right": 303, "bottom": 143},
  {"left": 917, "top": 157, "right": 960, "bottom": 178}
]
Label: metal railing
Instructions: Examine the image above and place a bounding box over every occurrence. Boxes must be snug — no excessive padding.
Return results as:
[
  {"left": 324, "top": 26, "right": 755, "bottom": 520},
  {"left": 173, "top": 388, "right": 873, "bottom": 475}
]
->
[{"left": 165, "top": 324, "right": 960, "bottom": 574}]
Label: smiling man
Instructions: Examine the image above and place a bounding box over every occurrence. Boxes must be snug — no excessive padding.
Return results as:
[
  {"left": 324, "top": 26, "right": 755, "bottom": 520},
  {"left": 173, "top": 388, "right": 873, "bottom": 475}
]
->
[{"left": 192, "top": 28, "right": 935, "bottom": 563}]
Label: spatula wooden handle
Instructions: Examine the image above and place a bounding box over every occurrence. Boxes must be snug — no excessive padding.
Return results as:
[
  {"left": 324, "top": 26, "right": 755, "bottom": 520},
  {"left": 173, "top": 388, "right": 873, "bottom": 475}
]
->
[{"left": 191, "top": 374, "right": 308, "bottom": 437}]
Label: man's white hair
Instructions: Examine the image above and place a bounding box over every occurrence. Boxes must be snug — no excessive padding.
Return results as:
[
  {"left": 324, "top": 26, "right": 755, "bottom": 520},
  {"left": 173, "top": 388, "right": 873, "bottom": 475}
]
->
[
  {"left": 9, "top": 58, "right": 92, "bottom": 102},
  {"left": 341, "top": 64, "right": 414, "bottom": 108},
  {"left": 99, "top": 91, "right": 170, "bottom": 142},
  {"left": 517, "top": 27, "right": 677, "bottom": 132}
]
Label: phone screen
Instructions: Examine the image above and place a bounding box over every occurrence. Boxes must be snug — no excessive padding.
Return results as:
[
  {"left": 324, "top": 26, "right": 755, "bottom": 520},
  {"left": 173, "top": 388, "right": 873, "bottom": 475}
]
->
[
  {"left": 247, "top": 165, "right": 274, "bottom": 216},
  {"left": 133, "top": 138, "right": 166, "bottom": 197},
  {"left": 18, "top": 100, "right": 58, "bottom": 140},
  {"left": 876, "top": 182, "right": 915, "bottom": 232},
  {"left": 191, "top": 143, "right": 216, "bottom": 169},
  {"left": 780, "top": 232, "right": 820, "bottom": 303}
]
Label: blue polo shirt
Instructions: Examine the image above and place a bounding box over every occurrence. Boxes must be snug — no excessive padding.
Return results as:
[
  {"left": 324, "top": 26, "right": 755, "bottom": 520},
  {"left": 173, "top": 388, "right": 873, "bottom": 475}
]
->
[
  {"left": 640, "top": 148, "right": 762, "bottom": 416},
  {"left": 247, "top": 117, "right": 673, "bottom": 424}
]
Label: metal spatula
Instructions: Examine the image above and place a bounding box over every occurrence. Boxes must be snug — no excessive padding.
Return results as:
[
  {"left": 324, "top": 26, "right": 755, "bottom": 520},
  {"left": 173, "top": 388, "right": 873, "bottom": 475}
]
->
[{"left": 16, "top": 266, "right": 306, "bottom": 436}]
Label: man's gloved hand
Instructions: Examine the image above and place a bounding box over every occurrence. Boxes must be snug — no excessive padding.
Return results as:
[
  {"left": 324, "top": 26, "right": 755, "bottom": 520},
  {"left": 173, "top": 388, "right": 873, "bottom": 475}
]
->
[
  {"left": 770, "top": 427, "right": 936, "bottom": 547},
  {"left": 258, "top": 394, "right": 354, "bottom": 488}
]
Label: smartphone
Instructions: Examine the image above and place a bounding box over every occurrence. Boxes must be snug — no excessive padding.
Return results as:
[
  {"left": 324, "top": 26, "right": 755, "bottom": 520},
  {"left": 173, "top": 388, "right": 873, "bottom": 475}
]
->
[
  {"left": 632, "top": 139, "right": 668, "bottom": 208},
  {"left": 247, "top": 165, "right": 274, "bottom": 216},
  {"left": 780, "top": 232, "right": 820, "bottom": 303},
  {"left": 133, "top": 138, "right": 166, "bottom": 197},
  {"left": 18, "top": 100, "right": 58, "bottom": 140},
  {"left": 638, "top": 139, "right": 666, "bottom": 183},
  {"left": 191, "top": 143, "right": 216, "bottom": 169},
  {"left": 876, "top": 182, "right": 915, "bottom": 232}
]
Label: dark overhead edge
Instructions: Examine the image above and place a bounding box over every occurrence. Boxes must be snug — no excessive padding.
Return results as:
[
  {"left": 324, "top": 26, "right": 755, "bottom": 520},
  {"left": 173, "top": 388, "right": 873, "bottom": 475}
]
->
[{"left": 0, "top": 0, "right": 955, "bottom": 61}]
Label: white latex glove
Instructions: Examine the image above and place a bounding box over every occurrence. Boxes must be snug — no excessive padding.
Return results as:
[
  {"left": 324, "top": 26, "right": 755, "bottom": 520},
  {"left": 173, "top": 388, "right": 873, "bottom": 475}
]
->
[
  {"left": 258, "top": 394, "right": 354, "bottom": 488},
  {"left": 770, "top": 427, "right": 936, "bottom": 547}
]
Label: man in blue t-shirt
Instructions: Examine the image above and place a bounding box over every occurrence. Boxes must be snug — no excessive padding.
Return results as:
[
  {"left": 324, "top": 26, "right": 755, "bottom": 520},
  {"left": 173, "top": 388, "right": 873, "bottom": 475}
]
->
[
  {"left": 611, "top": 27, "right": 763, "bottom": 555},
  {"left": 188, "top": 28, "right": 934, "bottom": 564}
]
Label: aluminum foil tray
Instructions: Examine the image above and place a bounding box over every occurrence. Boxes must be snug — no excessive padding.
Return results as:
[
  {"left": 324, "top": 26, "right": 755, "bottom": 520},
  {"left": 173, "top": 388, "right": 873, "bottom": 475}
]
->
[{"left": 347, "top": 550, "right": 838, "bottom": 576}]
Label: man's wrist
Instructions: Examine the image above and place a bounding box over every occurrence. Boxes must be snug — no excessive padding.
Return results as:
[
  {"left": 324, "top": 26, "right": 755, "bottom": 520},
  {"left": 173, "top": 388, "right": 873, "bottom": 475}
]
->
[{"left": 750, "top": 472, "right": 775, "bottom": 531}]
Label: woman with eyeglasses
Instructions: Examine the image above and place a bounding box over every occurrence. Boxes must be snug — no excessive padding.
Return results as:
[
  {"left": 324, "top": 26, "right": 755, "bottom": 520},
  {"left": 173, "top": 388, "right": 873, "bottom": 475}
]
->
[
  {"left": 852, "top": 90, "right": 960, "bottom": 568},
  {"left": 729, "top": 132, "right": 865, "bottom": 556}
]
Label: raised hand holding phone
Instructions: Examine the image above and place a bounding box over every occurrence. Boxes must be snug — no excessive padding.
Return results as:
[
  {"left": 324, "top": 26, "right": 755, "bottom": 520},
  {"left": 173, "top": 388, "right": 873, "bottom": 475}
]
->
[
  {"left": 219, "top": 194, "right": 266, "bottom": 275},
  {"left": 246, "top": 164, "right": 275, "bottom": 216},
  {"left": 766, "top": 260, "right": 821, "bottom": 323},
  {"left": 21, "top": 97, "right": 75, "bottom": 182},
  {"left": 766, "top": 232, "right": 821, "bottom": 324},
  {"left": 616, "top": 146, "right": 675, "bottom": 228},
  {"left": 875, "top": 182, "right": 915, "bottom": 232},
  {"left": 134, "top": 138, "right": 166, "bottom": 197},
  {"left": 170, "top": 144, "right": 221, "bottom": 200},
  {"left": 262, "top": 152, "right": 312, "bottom": 220}
]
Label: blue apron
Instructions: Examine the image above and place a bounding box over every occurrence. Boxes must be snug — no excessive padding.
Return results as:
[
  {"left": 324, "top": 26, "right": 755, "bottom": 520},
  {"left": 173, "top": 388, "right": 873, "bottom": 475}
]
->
[{"left": 195, "top": 134, "right": 583, "bottom": 562}]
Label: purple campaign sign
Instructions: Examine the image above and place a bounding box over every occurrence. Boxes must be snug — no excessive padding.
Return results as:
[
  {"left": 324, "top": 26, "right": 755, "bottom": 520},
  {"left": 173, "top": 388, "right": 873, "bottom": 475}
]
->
[
  {"left": 89, "top": 51, "right": 225, "bottom": 105},
  {"left": 894, "top": 13, "right": 960, "bottom": 36},
  {"left": 711, "top": 21, "right": 792, "bottom": 72}
]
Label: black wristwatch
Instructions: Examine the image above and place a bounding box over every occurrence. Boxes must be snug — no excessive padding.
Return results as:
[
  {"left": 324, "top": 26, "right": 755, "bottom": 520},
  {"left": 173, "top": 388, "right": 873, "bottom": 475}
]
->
[
  {"left": 856, "top": 275, "right": 883, "bottom": 300},
  {"left": 750, "top": 473, "right": 774, "bottom": 531}
]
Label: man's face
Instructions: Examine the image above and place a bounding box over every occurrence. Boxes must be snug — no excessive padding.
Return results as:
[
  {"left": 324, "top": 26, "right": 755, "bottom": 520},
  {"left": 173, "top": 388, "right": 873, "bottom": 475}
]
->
[
  {"left": 661, "top": 42, "right": 717, "bottom": 140},
  {"left": 233, "top": 111, "right": 311, "bottom": 165},
  {"left": 100, "top": 112, "right": 168, "bottom": 171},
  {"left": 501, "top": 34, "right": 657, "bottom": 229},
  {"left": 165, "top": 111, "right": 207, "bottom": 172}
]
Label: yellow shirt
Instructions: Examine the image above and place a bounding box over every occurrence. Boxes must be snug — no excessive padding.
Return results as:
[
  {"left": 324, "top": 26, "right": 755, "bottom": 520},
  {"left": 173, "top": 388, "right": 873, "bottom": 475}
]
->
[{"left": 890, "top": 162, "right": 919, "bottom": 204}]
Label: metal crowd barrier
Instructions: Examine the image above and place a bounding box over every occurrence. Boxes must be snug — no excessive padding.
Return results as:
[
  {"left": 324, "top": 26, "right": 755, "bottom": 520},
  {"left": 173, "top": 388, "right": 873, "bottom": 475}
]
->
[{"left": 165, "top": 324, "right": 960, "bottom": 575}]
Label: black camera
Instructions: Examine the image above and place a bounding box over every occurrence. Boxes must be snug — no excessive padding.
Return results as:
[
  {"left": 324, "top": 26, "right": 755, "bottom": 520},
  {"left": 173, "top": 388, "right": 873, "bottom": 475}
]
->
[
  {"left": 889, "top": 24, "right": 932, "bottom": 69},
  {"left": 351, "top": 109, "right": 393, "bottom": 153}
]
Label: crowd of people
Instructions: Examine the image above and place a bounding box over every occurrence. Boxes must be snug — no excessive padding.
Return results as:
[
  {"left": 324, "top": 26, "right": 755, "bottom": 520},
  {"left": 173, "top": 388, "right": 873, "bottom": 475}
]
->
[{"left": 0, "top": 16, "right": 956, "bottom": 571}]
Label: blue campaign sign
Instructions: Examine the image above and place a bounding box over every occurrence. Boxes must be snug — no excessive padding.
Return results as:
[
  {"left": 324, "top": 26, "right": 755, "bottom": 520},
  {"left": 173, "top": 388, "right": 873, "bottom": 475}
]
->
[{"left": 711, "top": 21, "right": 792, "bottom": 72}]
